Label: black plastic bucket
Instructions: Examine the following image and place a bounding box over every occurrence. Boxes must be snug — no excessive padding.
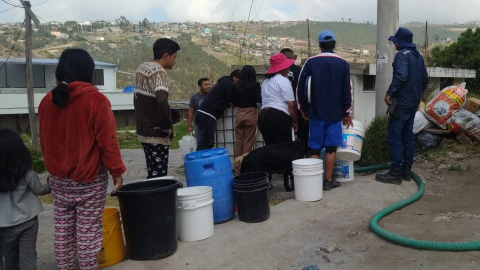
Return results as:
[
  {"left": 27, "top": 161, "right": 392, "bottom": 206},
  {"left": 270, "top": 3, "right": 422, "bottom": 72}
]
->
[
  {"left": 233, "top": 173, "right": 270, "bottom": 223},
  {"left": 112, "top": 179, "right": 182, "bottom": 260}
]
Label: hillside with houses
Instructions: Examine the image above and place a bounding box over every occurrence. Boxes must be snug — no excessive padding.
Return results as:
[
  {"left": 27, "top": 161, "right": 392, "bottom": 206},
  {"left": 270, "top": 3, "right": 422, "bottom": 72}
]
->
[{"left": 0, "top": 18, "right": 473, "bottom": 100}]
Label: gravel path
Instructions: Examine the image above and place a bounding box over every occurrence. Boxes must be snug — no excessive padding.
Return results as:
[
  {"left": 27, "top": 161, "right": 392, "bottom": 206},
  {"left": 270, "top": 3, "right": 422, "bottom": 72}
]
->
[
  {"left": 120, "top": 148, "right": 185, "bottom": 183},
  {"left": 38, "top": 148, "right": 186, "bottom": 192}
]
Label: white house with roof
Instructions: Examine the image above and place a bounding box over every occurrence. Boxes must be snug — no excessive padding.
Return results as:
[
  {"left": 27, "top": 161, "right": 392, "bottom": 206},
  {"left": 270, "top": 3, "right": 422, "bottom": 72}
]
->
[
  {"left": 0, "top": 58, "right": 117, "bottom": 94},
  {"left": 0, "top": 58, "right": 136, "bottom": 132}
]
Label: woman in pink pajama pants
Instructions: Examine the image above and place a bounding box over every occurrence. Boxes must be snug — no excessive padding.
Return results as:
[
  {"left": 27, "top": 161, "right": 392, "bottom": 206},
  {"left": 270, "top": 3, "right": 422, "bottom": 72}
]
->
[{"left": 39, "top": 49, "right": 126, "bottom": 270}]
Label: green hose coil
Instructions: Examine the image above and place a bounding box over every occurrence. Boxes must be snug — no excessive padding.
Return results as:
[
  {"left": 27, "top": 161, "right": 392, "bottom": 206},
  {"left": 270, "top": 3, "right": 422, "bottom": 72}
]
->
[{"left": 355, "top": 164, "right": 480, "bottom": 251}]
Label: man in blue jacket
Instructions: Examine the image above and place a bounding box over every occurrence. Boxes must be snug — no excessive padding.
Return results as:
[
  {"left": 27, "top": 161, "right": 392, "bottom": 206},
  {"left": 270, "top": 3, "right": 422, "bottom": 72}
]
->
[
  {"left": 297, "top": 30, "right": 353, "bottom": 191},
  {"left": 376, "top": 28, "right": 430, "bottom": 184}
]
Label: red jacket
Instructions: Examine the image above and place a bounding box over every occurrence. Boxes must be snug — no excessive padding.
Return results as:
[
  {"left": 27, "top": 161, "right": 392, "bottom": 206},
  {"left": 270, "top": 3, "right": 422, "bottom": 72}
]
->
[{"left": 39, "top": 81, "right": 126, "bottom": 182}]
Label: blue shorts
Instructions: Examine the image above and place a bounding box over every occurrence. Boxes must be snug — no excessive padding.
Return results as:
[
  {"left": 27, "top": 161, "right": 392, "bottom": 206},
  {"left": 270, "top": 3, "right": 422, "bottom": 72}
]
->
[{"left": 309, "top": 119, "right": 343, "bottom": 150}]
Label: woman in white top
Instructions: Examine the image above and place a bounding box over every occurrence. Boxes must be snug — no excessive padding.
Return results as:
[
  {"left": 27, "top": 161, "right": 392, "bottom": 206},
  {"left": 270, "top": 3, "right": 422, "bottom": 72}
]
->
[{"left": 258, "top": 53, "right": 298, "bottom": 145}]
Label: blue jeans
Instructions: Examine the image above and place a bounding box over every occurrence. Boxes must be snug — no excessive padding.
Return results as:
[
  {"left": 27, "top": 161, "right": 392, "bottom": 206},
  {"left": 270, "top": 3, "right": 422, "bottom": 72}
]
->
[{"left": 387, "top": 112, "right": 415, "bottom": 171}]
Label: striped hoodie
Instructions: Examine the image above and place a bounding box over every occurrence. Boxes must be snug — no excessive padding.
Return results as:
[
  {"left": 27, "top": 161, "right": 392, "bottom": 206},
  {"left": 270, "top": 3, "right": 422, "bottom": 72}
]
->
[{"left": 296, "top": 51, "right": 352, "bottom": 121}]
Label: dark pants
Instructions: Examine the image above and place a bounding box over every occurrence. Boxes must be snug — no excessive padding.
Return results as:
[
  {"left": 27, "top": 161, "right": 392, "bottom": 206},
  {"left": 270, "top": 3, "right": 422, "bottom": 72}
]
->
[
  {"left": 195, "top": 112, "right": 217, "bottom": 151},
  {"left": 387, "top": 112, "right": 415, "bottom": 171},
  {"left": 258, "top": 108, "right": 292, "bottom": 146},
  {"left": 0, "top": 216, "right": 39, "bottom": 270},
  {"left": 296, "top": 116, "right": 310, "bottom": 142},
  {"left": 142, "top": 143, "right": 170, "bottom": 178}
]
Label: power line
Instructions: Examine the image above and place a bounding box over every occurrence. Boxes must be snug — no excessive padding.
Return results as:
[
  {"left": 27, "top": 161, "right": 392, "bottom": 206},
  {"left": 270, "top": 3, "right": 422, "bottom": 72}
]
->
[
  {"left": 226, "top": 0, "right": 244, "bottom": 22},
  {"left": 0, "top": 19, "right": 26, "bottom": 72},
  {"left": 2, "top": 0, "right": 21, "bottom": 7},
  {"left": 239, "top": 0, "right": 254, "bottom": 64},
  {"left": 251, "top": 0, "right": 265, "bottom": 22},
  {"left": 33, "top": 0, "right": 52, "bottom": 7},
  {"left": 0, "top": 0, "right": 51, "bottom": 15},
  {"left": 0, "top": 5, "right": 20, "bottom": 14}
]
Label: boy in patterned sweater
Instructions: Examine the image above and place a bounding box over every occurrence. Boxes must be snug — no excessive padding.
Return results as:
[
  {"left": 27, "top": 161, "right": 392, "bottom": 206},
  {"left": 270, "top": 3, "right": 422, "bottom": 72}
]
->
[{"left": 134, "top": 38, "right": 180, "bottom": 178}]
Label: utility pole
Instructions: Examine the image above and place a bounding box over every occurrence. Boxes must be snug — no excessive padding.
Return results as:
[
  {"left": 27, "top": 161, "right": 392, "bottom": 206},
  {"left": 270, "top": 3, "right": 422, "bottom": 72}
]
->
[
  {"left": 238, "top": 41, "right": 242, "bottom": 65},
  {"left": 424, "top": 21, "right": 429, "bottom": 66},
  {"left": 307, "top": 18, "right": 312, "bottom": 57},
  {"left": 20, "top": 0, "right": 40, "bottom": 150},
  {"left": 375, "top": 0, "right": 399, "bottom": 117}
]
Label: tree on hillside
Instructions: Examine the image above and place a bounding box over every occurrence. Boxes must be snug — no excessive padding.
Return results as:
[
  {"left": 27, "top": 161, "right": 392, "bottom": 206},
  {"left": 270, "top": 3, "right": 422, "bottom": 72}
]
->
[
  {"left": 116, "top": 16, "right": 130, "bottom": 32},
  {"left": 142, "top": 18, "right": 149, "bottom": 30},
  {"left": 64, "top": 21, "right": 77, "bottom": 27},
  {"left": 431, "top": 27, "right": 480, "bottom": 93}
]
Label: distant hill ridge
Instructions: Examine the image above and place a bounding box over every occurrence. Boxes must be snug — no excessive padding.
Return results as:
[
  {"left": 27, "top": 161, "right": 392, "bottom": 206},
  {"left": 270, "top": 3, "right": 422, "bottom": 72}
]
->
[{"left": 270, "top": 21, "right": 460, "bottom": 47}]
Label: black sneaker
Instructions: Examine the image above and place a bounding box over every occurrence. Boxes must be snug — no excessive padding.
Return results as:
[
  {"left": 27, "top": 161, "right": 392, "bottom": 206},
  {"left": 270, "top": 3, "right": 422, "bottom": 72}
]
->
[
  {"left": 402, "top": 168, "right": 412, "bottom": 181},
  {"left": 323, "top": 179, "right": 341, "bottom": 190},
  {"left": 375, "top": 169, "right": 402, "bottom": 185}
]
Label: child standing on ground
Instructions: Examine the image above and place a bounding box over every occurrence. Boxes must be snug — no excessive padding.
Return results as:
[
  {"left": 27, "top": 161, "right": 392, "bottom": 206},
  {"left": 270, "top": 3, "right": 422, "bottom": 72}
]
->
[{"left": 0, "top": 128, "right": 51, "bottom": 270}]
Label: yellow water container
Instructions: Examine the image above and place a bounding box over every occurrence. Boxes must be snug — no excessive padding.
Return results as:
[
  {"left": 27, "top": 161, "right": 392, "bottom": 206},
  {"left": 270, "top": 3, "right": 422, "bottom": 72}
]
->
[{"left": 98, "top": 208, "right": 125, "bottom": 268}]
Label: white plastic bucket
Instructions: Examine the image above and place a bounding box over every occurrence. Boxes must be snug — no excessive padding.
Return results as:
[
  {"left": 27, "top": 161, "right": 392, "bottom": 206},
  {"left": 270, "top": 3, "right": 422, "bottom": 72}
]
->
[
  {"left": 334, "top": 159, "right": 354, "bottom": 182},
  {"left": 292, "top": 159, "right": 323, "bottom": 201},
  {"left": 179, "top": 135, "right": 197, "bottom": 158},
  {"left": 177, "top": 186, "right": 214, "bottom": 242},
  {"left": 336, "top": 120, "right": 366, "bottom": 161}
]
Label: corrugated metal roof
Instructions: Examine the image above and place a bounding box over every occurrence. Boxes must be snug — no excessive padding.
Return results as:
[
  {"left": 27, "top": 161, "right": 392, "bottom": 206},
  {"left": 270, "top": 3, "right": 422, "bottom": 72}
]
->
[{"left": 0, "top": 58, "right": 118, "bottom": 68}]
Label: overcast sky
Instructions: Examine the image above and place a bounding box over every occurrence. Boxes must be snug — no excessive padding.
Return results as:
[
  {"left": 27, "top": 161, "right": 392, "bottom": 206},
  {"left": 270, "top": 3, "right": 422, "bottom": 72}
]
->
[{"left": 1, "top": 0, "right": 479, "bottom": 25}]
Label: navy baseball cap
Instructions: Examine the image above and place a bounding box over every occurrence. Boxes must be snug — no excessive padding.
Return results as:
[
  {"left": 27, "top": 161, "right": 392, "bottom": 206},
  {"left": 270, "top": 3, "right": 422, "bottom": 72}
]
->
[{"left": 318, "top": 30, "right": 336, "bottom": 43}]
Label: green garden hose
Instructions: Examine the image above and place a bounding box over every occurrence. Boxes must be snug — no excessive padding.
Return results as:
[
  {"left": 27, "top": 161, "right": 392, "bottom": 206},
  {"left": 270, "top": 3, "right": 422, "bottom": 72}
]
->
[{"left": 355, "top": 164, "right": 480, "bottom": 251}]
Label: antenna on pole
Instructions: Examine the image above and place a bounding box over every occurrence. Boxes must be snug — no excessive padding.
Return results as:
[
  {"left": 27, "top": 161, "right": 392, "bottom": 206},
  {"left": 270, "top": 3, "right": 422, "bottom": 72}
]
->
[{"left": 307, "top": 18, "right": 312, "bottom": 57}]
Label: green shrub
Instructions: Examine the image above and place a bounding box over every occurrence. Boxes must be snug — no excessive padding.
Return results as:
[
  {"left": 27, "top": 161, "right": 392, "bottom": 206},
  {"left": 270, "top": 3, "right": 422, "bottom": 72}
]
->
[
  {"left": 29, "top": 147, "right": 46, "bottom": 173},
  {"left": 21, "top": 133, "right": 31, "bottom": 144},
  {"left": 358, "top": 116, "right": 390, "bottom": 167}
]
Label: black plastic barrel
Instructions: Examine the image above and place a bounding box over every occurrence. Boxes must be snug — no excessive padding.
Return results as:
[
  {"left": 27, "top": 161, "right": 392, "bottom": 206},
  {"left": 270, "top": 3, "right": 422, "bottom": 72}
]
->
[
  {"left": 233, "top": 172, "right": 270, "bottom": 223},
  {"left": 112, "top": 179, "right": 182, "bottom": 261}
]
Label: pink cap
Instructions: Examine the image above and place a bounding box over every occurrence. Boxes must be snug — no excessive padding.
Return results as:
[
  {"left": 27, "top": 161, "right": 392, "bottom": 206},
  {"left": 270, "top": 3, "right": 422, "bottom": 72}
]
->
[{"left": 267, "top": 53, "right": 295, "bottom": 74}]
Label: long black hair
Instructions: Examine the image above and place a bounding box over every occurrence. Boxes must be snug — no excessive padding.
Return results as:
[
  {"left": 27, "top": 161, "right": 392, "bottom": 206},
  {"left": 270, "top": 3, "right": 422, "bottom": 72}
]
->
[
  {"left": 52, "top": 49, "right": 95, "bottom": 107},
  {"left": 235, "top": 65, "right": 257, "bottom": 92},
  {"left": 0, "top": 128, "right": 32, "bottom": 192}
]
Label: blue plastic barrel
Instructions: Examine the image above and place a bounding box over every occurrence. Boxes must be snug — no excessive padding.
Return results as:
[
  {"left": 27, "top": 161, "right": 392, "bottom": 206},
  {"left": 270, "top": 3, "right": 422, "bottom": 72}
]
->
[
  {"left": 123, "top": 86, "right": 134, "bottom": 92},
  {"left": 184, "top": 148, "right": 235, "bottom": 223}
]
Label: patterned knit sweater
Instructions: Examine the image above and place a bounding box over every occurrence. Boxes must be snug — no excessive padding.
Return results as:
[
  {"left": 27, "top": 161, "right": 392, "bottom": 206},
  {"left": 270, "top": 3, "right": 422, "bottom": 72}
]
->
[{"left": 134, "top": 62, "right": 173, "bottom": 145}]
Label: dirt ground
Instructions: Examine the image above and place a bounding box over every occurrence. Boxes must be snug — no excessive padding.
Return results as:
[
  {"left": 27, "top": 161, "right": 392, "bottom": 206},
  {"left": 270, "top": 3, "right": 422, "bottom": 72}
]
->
[{"left": 34, "top": 152, "right": 480, "bottom": 270}]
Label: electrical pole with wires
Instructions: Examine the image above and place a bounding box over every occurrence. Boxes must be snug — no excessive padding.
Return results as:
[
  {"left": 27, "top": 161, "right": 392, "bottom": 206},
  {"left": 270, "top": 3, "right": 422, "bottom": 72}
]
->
[
  {"left": 307, "top": 18, "right": 312, "bottom": 57},
  {"left": 20, "top": 0, "right": 40, "bottom": 150}
]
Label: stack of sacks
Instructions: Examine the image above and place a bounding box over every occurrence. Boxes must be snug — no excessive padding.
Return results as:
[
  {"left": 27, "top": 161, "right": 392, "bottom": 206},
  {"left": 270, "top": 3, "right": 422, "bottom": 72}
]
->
[{"left": 422, "top": 83, "right": 468, "bottom": 129}]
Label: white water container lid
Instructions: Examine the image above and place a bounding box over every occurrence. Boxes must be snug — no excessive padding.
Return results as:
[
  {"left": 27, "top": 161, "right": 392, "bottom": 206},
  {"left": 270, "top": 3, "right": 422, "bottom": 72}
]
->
[
  {"left": 181, "top": 135, "right": 196, "bottom": 142},
  {"left": 292, "top": 158, "right": 323, "bottom": 167}
]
